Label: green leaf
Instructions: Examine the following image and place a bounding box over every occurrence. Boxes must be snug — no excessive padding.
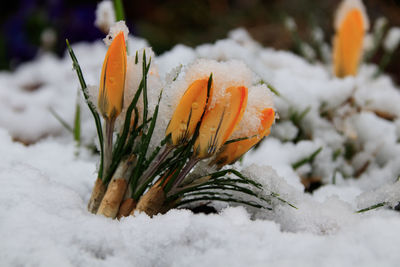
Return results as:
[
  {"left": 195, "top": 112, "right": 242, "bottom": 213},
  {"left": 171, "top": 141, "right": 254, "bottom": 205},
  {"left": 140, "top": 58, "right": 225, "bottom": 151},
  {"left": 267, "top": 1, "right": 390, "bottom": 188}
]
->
[
  {"left": 170, "top": 180, "right": 268, "bottom": 204},
  {"left": 259, "top": 80, "right": 280, "bottom": 97},
  {"left": 177, "top": 195, "right": 270, "bottom": 210},
  {"left": 142, "top": 51, "right": 150, "bottom": 124},
  {"left": 209, "top": 169, "right": 263, "bottom": 189},
  {"left": 292, "top": 147, "right": 322, "bottom": 170},
  {"left": 266, "top": 83, "right": 280, "bottom": 96},
  {"left": 290, "top": 106, "right": 311, "bottom": 126},
  {"left": 364, "top": 17, "right": 388, "bottom": 62},
  {"left": 113, "top": 0, "right": 125, "bottom": 21},
  {"left": 132, "top": 91, "right": 162, "bottom": 199},
  {"left": 73, "top": 89, "right": 81, "bottom": 146},
  {"left": 374, "top": 51, "right": 393, "bottom": 78},
  {"left": 104, "top": 73, "right": 146, "bottom": 183},
  {"left": 224, "top": 135, "right": 257, "bottom": 145},
  {"left": 126, "top": 54, "right": 158, "bottom": 196},
  {"left": 356, "top": 202, "right": 387, "bottom": 213},
  {"left": 49, "top": 107, "right": 73, "bottom": 133},
  {"left": 66, "top": 39, "right": 104, "bottom": 178}
]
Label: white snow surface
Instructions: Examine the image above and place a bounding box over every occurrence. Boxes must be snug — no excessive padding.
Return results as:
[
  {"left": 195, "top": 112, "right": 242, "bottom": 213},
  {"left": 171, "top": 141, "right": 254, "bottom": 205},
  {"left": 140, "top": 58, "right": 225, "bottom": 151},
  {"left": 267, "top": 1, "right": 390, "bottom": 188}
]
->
[
  {"left": 383, "top": 27, "right": 400, "bottom": 52},
  {"left": 94, "top": 0, "right": 116, "bottom": 33},
  {"left": 1, "top": 28, "right": 400, "bottom": 266}
]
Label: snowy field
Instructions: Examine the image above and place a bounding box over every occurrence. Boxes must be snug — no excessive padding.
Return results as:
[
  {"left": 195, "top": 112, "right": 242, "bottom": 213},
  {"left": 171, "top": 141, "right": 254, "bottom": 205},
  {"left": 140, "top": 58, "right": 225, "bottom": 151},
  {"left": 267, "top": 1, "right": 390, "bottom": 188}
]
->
[{"left": 1, "top": 28, "right": 400, "bottom": 266}]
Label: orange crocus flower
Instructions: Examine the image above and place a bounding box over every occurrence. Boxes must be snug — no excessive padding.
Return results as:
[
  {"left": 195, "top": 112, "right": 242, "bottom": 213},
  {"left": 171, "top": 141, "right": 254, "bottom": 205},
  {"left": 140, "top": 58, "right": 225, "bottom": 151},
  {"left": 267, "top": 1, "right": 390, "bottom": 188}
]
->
[
  {"left": 194, "top": 86, "right": 248, "bottom": 159},
  {"left": 214, "top": 108, "right": 275, "bottom": 167},
  {"left": 98, "top": 32, "right": 127, "bottom": 120},
  {"left": 165, "top": 79, "right": 212, "bottom": 145},
  {"left": 333, "top": 5, "right": 366, "bottom": 77}
]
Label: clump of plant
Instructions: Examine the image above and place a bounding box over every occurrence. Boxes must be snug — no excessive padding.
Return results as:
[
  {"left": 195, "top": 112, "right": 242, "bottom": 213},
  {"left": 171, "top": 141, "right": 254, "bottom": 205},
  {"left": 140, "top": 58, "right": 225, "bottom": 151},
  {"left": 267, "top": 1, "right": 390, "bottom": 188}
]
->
[{"left": 66, "top": 20, "right": 293, "bottom": 218}]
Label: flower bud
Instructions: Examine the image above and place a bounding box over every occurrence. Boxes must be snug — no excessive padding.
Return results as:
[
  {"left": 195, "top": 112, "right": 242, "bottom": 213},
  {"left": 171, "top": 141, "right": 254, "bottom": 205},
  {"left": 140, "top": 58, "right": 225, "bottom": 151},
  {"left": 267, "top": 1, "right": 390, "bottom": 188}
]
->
[
  {"left": 194, "top": 86, "right": 248, "bottom": 159},
  {"left": 333, "top": 0, "right": 368, "bottom": 77},
  {"left": 98, "top": 31, "right": 127, "bottom": 120},
  {"left": 165, "top": 79, "right": 212, "bottom": 145},
  {"left": 214, "top": 108, "right": 275, "bottom": 167}
]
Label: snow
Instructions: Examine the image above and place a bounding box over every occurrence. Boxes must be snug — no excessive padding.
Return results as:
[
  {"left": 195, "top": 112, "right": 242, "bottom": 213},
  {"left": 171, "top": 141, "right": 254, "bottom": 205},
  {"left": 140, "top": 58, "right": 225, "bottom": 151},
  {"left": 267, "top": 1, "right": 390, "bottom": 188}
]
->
[
  {"left": 40, "top": 28, "right": 57, "bottom": 50},
  {"left": 363, "top": 33, "right": 374, "bottom": 52},
  {"left": 94, "top": 0, "right": 116, "bottom": 33},
  {"left": 115, "top": 47, "right": 163, "bottom": 130},
  {"left": 334, "top": 0, "right": 370, "bottom": 31},
  {"left": 231, "top": 83, "right": 275, "bottom": 139},
  {"left": 284, "top": 17, "right": 297, "bottom": 32},
  {"left": 103, "top": 21, "right": 129, "bottom": 46},
  {"left": 383, "top": 27, "right": 400, "bottom": 52},
  {"left": 1, "top": 23, "right": 400, "bottom": 266},
  {"left": 1, "top": 133, "right": 400, "bottom": 266}
]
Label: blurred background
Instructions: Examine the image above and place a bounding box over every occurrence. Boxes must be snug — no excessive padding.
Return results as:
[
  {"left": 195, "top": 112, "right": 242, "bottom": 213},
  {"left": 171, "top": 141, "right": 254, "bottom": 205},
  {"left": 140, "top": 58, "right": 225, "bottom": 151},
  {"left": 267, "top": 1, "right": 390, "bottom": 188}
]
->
[{"left": 0, "top": 0, "right": 399, "bottom": 81}]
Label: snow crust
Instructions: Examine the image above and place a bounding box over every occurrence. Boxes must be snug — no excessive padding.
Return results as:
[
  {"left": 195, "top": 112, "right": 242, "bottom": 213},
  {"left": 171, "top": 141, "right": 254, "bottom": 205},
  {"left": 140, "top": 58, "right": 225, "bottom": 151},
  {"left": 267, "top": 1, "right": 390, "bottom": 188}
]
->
[{"left": 1, "top": 26, "right": 400, "bottom": 266}]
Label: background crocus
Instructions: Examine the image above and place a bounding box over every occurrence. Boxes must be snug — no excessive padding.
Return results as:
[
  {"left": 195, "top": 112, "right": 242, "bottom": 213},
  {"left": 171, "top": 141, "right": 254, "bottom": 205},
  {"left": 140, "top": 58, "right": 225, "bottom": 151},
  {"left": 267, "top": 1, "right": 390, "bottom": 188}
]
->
[{"left": 333, "top": 0, "right": 369, "bottom": 77}]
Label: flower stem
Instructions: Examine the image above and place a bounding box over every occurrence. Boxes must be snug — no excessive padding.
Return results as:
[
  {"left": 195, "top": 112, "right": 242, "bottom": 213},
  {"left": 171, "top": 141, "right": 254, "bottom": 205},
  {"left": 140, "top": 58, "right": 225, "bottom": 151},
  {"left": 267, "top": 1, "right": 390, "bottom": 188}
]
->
[
  {"left": 137, "top": 145, "right": 174, "bottom": 187},
  {"left": 103, "top": 118, "right": 115, "bottom": 181},
  {"left": 170, "top": 157, "right": 200, "bottom": 193}
]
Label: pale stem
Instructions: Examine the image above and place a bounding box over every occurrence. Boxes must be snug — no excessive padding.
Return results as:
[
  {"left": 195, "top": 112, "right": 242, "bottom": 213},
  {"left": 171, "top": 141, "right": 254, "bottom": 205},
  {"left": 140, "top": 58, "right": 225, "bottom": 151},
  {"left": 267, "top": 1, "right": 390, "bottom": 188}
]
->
[
  {"left": 137, "top": 145, "right": 174, "bottom": 187},
  {"left": 170, "top": 157, "right": 200, "bottom": 192},
  {"left": 103, "top": 118, "right": 115, "bottom": 179}
]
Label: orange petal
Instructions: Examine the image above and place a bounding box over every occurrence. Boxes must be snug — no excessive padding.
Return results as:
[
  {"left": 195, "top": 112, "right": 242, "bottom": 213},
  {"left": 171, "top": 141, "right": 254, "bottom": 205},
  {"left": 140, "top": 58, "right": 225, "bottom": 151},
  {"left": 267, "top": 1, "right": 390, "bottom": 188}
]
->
[
  {"left": 333, "top": 8, "right": 365, "bottom": 77},
  {"left": 194, "top": 86, "right": 248, "bottom": 159},
  {"left": 214, "top": 108, "right": 275, "bottom": 167},
  {"left": 98, "top": 32, "right": 127, "bottom": 120},
  {"left": 165, "top": 79, "right": 212, "bottom": 145}
]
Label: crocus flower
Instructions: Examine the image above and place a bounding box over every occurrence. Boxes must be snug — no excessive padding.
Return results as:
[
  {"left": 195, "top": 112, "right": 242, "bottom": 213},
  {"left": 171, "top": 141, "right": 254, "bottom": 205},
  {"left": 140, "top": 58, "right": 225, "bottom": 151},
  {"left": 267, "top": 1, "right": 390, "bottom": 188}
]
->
[
  {"left": 194, "top": 86, "right": 248, "bottom": 159},
  {"left": 333, "top": 0, "right": 369, "bottom": 77},
  {"left": 165, "top": 78, "right": 212, "bottom": 145},
  {"left": 214, "top": 108, "right": 275, "bottom": 167},
  {"left": 98, "top": 31, "right": 127, "bottom": 120}
]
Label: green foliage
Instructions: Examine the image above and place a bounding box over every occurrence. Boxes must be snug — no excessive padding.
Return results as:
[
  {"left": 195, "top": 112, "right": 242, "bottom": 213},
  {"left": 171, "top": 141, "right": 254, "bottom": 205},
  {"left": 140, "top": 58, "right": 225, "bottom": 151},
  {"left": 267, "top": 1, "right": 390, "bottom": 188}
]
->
[
  {"left": 48, "top": 88, "right": 81, "bottom": 153},
  {"left": 73, "top": 90, "right": 81, "bottom": 147},
  {"left": 66, "top": 39, "right": 104, "bottom": 178},
  {"left": 356, "top": 202, "right": 387, "bottom": 213},
  {"left": 364, "top": 17, "right": 388, "bottom": 62},
  {"left": 113, "top": 0, "right": 126, "bottom": 21},
  {"left": 258, "top": 80, "right": 280, "bottom": 96},
  {"left": 292, "top": 147, "right": 323, "bottom": 170},
  {"left": 49, "top": 107, "right": 73, "bottom": 133}
]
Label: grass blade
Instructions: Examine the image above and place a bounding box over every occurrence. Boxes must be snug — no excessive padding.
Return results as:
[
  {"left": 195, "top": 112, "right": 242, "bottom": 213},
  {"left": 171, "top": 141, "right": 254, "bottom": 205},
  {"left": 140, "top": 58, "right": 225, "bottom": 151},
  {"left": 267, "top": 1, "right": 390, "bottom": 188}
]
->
[
  {"left": 49, "top": 107, "right": 73, "bottom": 133},
  {"left": 73, "top": 89, "right": 81, "bottom": 146},
  {"left": 292, "top": 147, "right": 323, "bottom": 170},
  {"left": 177, "top": 196, "right": 271, "bottom": 210},
  {"left": 66, "top": 39, "right": 104, "bottom": 178},
  {"left": 356, "top": 202, "right": 387, "bottom": 213}
]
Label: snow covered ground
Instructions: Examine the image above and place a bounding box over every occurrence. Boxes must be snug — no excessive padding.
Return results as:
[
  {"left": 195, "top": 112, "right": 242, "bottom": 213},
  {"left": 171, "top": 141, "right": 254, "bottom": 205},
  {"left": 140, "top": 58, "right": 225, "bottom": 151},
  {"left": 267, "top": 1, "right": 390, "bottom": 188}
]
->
[{"left": 1, "top": 29, "right": 400, "bottom": 266}]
